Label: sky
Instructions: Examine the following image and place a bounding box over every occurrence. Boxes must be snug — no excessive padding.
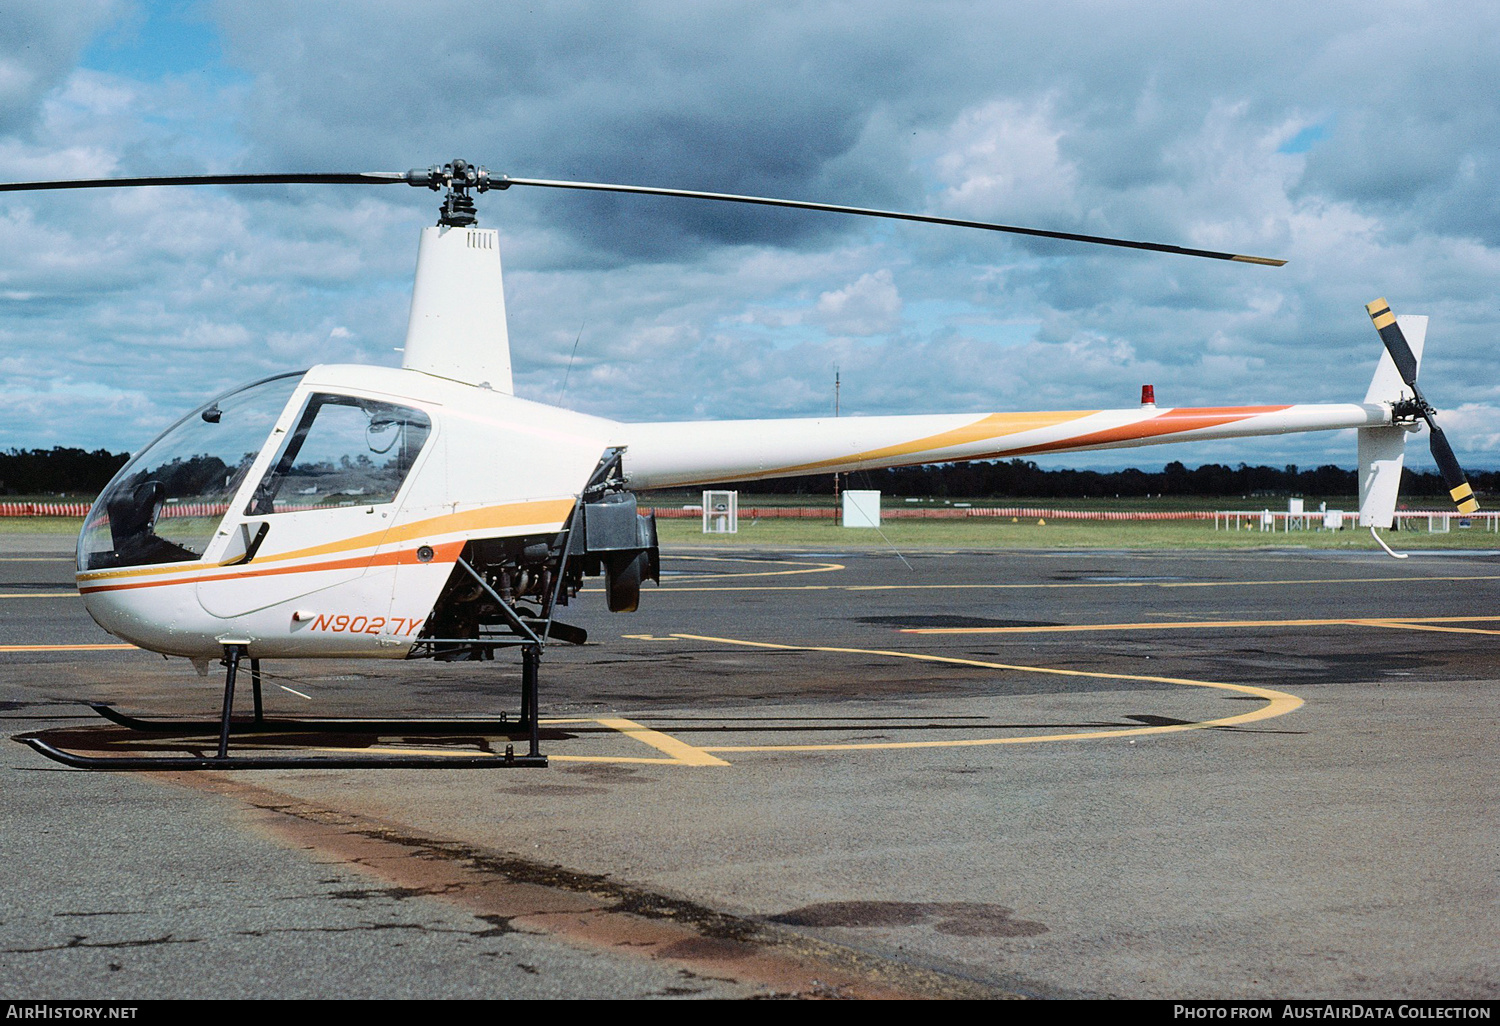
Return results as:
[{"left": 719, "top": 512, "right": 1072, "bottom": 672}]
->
[{"left": 1, "top": 0, "right": 1498, "bottom": 476}]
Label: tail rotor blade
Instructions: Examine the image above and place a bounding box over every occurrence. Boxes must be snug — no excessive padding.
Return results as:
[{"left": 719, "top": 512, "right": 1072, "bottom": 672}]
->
[
  {"left": 1366, "top": 297, "right": 1479, "bottom": 514},
  {"left": 1366, "top": 298, "right": 1420, "bottom": 387},
  {"left": 1427, "top": 422, "right": 1480, "bottom": 514}
]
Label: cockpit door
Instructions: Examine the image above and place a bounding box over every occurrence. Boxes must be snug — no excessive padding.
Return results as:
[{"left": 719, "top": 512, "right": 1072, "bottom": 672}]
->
[{"left": 196, "top": 391, "right": 433, "bottom": 619}]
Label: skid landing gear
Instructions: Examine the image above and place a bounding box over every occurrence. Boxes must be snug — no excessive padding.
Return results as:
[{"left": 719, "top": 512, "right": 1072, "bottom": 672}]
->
[{"left": 15, "top": 643, "right": 549, "bottom": 771}]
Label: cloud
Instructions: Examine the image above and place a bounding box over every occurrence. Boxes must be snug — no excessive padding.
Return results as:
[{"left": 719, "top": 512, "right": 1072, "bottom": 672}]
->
[
  {"left": 0, "top": 0, "right": 1497, "bottom": 479},
  {"left": 0, "top": 1, "right": 117, "bottom": 132},
  {"left": 920, "top": 97, "right": 1080, "bottom": 223},
  {"left": 812, "top": 270, "right": 902, "bottom": 337}
]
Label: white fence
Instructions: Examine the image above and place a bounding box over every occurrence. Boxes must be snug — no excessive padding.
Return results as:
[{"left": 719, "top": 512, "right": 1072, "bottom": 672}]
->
[{"left": 1214, "top": 510, "right": 1499, "bottom": 533}]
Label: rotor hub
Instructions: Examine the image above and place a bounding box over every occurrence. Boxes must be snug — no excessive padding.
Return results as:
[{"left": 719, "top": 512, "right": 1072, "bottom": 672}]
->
[
  {"left": 1390, "top": 395, "right": 1435, "bottom": 424},
  {"left": 405, "top": 158, "right": 497, "bottom": 228}
]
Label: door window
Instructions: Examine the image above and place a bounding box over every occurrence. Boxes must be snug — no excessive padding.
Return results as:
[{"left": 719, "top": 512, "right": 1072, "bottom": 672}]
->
[{"left": 246, "top": 394, "right": 431, "bottom": 515}]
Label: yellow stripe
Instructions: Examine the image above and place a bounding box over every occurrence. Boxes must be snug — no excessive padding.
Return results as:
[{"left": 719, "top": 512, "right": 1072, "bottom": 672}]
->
[
  {"left": 1366, "top": 298, "right": 1391, "bottom": 317},
  {"left": 1458, "top": 498, "right": 1480, "bottom": 514},
  {"left": 667, "top": 635, "right": 1301, "bottom": 754},
  {"left": 377, "top": 499, "right": 576, "bottom": 550},
  {"left": 1231, "top": 255, "right": 1287, "bottom": 266},
  {"left": 75, "top": 498, "right": 576, "bottom": 584},
  {"left": 1450, "top": 483, "right": 1474, "bottom": 502},
  {"left": 764, "top": 410, "right": 1097, "bottom": 476}
]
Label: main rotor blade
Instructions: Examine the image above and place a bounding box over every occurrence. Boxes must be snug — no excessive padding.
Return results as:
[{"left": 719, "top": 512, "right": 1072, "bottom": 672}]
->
[
  {"left": 0, "top": 166, "right": 1290, "bottom": 265},
  {"left": 1365, "top": 297, "right": 1420, "bottom": 386},
  {"left": 496, "top": 175, "right": 1287, "bottom": 266},
  {"left": 0, "top": 171, "right": 410, "bottom": 192}
]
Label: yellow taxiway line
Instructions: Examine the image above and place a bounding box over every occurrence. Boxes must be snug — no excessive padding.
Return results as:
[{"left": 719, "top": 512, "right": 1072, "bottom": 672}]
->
[
  {"left": 647, "top": 572, "right": 1500, "bottom": 594},
  {"left": 663, "top": 555, "right": 845, "bottom": 583},
  {"left": 900, "top": 614, "right": 1500, "bottom": 635},
  {"left": 0, "top": 643, "right": 137, "bottom": 652},
  {"left": 543, "top": 716, "right": 732, "bottom": 766},
  {"left": 301, "top": 717, "right": 731, "bottom": 766},
  {"left": 661, "top": 633, "right": 1302, "bottom": 755},
  {"left": 1358, "top": 621, "right": 1500, "bottom": 637},
  {"left": 584, "top": 717, "right": 731, "bottom": 766}
]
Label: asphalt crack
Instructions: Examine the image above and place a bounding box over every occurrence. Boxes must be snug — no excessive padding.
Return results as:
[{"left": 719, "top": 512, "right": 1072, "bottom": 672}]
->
[{"left": 7, "top": 933, "right": 199, "bottom": 954}]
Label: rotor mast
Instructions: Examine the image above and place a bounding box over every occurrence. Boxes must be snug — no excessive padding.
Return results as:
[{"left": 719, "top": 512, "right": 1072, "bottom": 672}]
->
[{"left": 399, "top": 160, "right": 515, "bottom": 392}]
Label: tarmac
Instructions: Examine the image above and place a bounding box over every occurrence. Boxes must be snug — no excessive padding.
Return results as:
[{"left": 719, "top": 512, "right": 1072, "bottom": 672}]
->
[{"left": 1, "top": 534, "right": 1496, "bottom": 999}]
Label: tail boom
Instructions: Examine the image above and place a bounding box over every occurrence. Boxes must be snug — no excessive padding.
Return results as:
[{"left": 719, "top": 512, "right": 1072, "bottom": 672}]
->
[{"left": 621, "top": 402, "right": 1388, "bottom": 490}]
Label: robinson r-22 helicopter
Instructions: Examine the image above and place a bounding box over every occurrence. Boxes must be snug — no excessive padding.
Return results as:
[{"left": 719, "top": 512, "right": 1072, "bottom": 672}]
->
[{"left": 2, "top": 159, "right": 1477, "bottom": 770}]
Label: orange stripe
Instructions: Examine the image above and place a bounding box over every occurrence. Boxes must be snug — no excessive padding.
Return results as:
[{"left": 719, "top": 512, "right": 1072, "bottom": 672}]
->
[
  {"left": 78, "top": 539, "right": 470, "bottom": 595},
  {"left": 1004, "top": 406, "right": 1291, "bottom": 456},
  {"left": 76, "top": 498, "right": 576, "bottom": 585},
  {"left": 255, "top": 499, "right": 576, "bottom": 567}
]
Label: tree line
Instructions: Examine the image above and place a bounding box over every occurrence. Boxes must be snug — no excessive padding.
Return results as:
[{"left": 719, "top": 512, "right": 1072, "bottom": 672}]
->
[
  {"left": 3, "top": 446, "right": 1493, "bottom": 500},
  {"left": 0, "top": 448, "right": 131, "bottom": 496},
  {"left": 725, "top": 459, "right": 1495, "bottom": 500}
]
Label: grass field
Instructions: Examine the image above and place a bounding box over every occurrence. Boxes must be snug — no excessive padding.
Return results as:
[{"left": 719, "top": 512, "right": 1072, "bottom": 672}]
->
[
  {"left": 644, "top": 491, "right": 1368, "bottom": 512},
  {"left": 7, "top": 511, "right": 1495, "bottom": 552},
  {"left": 656, "top": 515, "right": 1500, "bottom": 550},
  {"left": 0, "top": 517, "right": 85, "bottom": 535}
]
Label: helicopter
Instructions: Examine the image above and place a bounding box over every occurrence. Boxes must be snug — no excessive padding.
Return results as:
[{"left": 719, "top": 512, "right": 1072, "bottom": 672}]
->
[{"left": 1, "top": 159, "right": 1477, "bottom": 770}]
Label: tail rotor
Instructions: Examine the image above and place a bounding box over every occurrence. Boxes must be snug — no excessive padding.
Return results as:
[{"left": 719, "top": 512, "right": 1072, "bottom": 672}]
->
[{"left": 1365, "top": 298, "right": 1479, "bottom": 515}]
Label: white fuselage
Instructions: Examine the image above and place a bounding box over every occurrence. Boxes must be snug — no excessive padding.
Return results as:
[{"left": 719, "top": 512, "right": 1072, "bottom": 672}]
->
[{"left": 74, "top": 360, "right": 1391, "bottom": 660}]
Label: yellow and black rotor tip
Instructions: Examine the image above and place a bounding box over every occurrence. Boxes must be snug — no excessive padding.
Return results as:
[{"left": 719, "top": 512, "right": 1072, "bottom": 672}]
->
[
  {"left": 1366, "top": 298, "right": 1397, "bottom": 330},
  {"left": 1451, "top": 482, "right": 1480, "bottom": 514}
]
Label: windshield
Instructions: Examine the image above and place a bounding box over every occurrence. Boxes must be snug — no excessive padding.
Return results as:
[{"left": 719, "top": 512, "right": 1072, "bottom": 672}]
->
[{"left": 78, "top": 374, "right": 303, "bottom": 572}]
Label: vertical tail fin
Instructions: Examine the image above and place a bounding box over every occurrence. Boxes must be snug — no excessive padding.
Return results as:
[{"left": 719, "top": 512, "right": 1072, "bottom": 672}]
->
[{"left": 402, "top": 225, "right": 514, "bottom": 392}]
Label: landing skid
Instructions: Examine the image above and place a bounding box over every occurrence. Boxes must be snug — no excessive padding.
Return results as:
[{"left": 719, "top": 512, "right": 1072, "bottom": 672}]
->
[
  {"left": 16, "top": 644, "right": 549, "bottom": 771},
  {"left": 15, "top": 737, "right": 547, "bottom": 771},
  {"left": 86, "top": 702, "right": 522, "bottom": 736}
]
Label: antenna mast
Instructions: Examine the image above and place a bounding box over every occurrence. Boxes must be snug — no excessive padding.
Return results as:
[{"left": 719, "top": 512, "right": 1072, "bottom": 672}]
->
[{"left": 833, "top": 366, "right": 841, "bottom": 523}]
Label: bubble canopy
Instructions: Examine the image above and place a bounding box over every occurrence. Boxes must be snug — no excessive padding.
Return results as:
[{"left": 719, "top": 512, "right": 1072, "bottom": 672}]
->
[{"left": 78, "top": 374, "right": 304, "bottom": 572}]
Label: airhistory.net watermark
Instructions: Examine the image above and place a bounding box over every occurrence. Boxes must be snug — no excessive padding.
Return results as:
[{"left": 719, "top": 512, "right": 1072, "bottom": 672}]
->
[{"left": 5, "top": 1008, "right": 137, "bottom": 1020}]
